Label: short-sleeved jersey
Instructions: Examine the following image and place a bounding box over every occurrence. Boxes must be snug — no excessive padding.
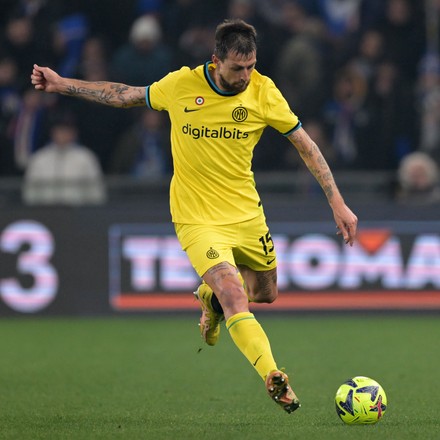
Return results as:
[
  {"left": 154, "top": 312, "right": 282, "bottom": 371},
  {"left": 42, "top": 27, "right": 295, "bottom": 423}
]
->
[{"left": 146, "top": 62, "right": 301, "bottom": 225}]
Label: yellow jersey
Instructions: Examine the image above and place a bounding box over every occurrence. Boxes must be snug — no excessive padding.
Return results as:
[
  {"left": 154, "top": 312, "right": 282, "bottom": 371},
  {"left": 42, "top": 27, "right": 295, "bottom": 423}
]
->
[{"left": 146, "top": 62, "right": 301, "bottom": 225}]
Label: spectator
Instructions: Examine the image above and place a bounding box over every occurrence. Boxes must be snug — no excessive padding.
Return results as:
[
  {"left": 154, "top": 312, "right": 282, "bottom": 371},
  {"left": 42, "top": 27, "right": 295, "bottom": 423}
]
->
[
  {"left": 162, "top": 0, "right": 204, "bottom": 46},
  {"left": 395, "top": 151, "right": 440, "bottom": 205},
  {"left": 314, "top": 1, "right": 386, "bottom": 73},
  {"left": 316, "top": 0, "right": 363, "bottom": 42},
  {"left": 254, "top": 0, "right": 290, "bottom": 27},
  {"left": 52, "top": 11, "right": 89, "bottom": 77},
  {"left": 1, "top": 15, "right": 42, "bottom": 88},
  {"left": 13, "top": 87, "right": 49, "bottom": 171},
  {"left": 299, "top": 119, "right": 336, "bottom": 168},
  {"left": 176, "top": 24, "right": 216, "bottom": 68},
  {"left": 77, "top": 35, "right": 111, "bottom": 80},
  {"left": 22, "top": 120, "right": 106, "bottom": 206},
  {"left": 227, "top": 0, "right": 275, "bottom": 75},
  {"left": 77, "top": 0, "right": 138, "bottom": 51},
  {"left": 70, "top": 35, "right": 130, "bottom": 172},
  {"left": 111, "top": 14, "right": 173, "bottom": 85},
  {"left": 274, "top": 3, "right": 328, "bottom": 119},
  {"left": 378, "top": 0, "right": 425, "bottom": 82},
  {"left": 0, "top": 56, "right": 21, "bottom": 175},
  {"left": 348, "top": 28, "right": 385, "bottom": 83},
  {"left": 163, "top": 0, "right": 226, "bottom": 47},
  {"left": 0, "top": 0, "right": 434, "bottom": 179},
  {"left": 361, "top": 60, "right": 416, "bottom": 169},
  {"left": 6, "top": 0, "right": 62, "bottom": 63},
  {"left": 322, "top": 64, "right": 368, "bottom": 168},
  {"left": 108, "top": 108, "right": 171, "bottom": 177},
  {"left": 417, "top": 53, "right": 440, "bottom": 164}
]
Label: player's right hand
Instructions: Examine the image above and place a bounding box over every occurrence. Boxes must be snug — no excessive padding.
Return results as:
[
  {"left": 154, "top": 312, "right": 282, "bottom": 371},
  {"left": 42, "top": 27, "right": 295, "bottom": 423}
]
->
[{"left": 31, "top": 64, "right": 60, "bottom": 93}]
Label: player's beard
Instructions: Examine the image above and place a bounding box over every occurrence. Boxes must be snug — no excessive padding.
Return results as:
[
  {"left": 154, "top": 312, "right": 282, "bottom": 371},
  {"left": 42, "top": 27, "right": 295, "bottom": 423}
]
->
[{"left": 218, "top": 74, "right": 249, "bottom": 93}]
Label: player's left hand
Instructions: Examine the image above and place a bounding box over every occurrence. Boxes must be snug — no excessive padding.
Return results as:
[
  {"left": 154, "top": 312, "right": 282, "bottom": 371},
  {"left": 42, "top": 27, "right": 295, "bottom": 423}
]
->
[{"left": 333, "top": 204, "right": 358, "bottom": 246}]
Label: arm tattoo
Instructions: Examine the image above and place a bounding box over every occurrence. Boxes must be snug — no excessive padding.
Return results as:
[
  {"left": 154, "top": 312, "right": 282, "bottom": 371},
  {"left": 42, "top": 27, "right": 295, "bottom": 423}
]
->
[
  {"left": 64, "top": 81, "right": 146, "bottom": 108},
  {"left": 66, "top": 85, "right": 114, "bottom": 104},
  {"left": 289, "top": 130, "right": 337, "bottom": 201}
]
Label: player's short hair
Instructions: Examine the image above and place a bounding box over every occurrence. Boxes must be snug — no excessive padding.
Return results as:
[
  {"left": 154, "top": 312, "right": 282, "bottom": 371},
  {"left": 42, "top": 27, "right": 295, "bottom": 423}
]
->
[{"left": 214, "top": 19, "right": 257, "bottom": 61}]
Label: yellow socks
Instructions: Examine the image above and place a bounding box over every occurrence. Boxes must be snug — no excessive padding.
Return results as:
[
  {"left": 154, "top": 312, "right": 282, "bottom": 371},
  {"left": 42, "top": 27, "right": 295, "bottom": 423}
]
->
[{"left": 226, "top": 312, "right": 277, "bottom": 380}]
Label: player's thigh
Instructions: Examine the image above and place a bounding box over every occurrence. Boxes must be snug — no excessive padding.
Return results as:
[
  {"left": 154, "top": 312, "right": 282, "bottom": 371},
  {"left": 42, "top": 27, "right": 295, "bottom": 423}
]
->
[
  {"left": 237, "top": 265, "right": 277, "bottom": 302},
  {"left": 174, "top": 223, "right": 236, "bottom": 277},
  {"left": 234, "top": 215, "right": 278, "bottom": 301},
  {"left": 234, "top": 214, "right": 277, "bottom": 271}
]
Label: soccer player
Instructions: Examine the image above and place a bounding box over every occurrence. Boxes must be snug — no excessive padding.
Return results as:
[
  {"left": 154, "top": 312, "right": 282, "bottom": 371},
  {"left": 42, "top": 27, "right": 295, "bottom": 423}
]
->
[{"left": 31, "top": 19, "right": 357, "bottom": 413}]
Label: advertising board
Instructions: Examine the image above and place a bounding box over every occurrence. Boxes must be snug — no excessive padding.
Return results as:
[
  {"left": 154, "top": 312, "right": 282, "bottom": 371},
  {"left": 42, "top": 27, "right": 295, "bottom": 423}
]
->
[{"left": 0, "top": 207, "right": 438, "bottom": 315}]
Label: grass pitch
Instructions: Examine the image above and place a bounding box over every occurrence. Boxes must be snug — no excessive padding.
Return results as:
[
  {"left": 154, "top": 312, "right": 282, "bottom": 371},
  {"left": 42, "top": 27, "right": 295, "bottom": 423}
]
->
[{"left": 0, "top": 313, "right": 439, "bottom": 439}]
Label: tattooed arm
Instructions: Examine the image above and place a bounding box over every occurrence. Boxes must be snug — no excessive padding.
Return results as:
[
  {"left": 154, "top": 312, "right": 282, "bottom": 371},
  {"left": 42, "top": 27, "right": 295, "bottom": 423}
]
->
[
  {"left": 31, "top": 64, "right": 146, "bottom": 108},
  {"left": 288, "top": 126, "right": 358, "bottom": 246}
]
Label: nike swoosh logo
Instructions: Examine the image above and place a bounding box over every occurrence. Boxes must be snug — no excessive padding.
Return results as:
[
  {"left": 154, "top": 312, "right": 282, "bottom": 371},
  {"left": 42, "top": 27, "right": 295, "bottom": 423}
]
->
[
  {"left": 266, "top": 258, "right": 275, "bottom": 265},
  {"left": 253, "top": 354, "right": 263, "bottom": 366},
  {"left": 184, "top": 107, "right": 200, "bottom": 112}
]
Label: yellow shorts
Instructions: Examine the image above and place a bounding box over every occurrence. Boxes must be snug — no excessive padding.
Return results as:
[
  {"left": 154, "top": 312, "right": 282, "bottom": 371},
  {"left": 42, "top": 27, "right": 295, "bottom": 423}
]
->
[{"left": 174, "top": 214, "right": 277, "bottom": 277}]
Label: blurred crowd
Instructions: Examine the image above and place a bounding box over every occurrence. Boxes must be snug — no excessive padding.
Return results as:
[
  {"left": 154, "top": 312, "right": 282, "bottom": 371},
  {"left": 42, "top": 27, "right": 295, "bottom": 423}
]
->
[{"left": 1, "top": 0, "right": 440, "bottom": 204}]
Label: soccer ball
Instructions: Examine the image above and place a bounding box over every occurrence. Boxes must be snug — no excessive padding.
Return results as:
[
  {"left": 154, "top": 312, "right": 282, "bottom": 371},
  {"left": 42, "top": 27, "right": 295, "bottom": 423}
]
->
[{"left": 335, "top": 376, "right": 387, "bottom": 425}]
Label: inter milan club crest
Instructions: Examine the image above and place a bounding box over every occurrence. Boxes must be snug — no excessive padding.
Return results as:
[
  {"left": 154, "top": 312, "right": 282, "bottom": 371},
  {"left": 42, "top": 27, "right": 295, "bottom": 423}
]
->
[
  {"left": 232, "top": 106, "right": 248, "bottom": 122},
  {"left": 206, "top": 247, "right": 219, "bottom": 259}
]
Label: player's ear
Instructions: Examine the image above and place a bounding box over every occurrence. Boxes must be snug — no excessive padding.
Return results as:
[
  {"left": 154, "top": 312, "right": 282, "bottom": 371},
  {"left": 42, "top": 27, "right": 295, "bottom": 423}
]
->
[{"left": 212, "top": 54, "right": 219, "bottom": 65}]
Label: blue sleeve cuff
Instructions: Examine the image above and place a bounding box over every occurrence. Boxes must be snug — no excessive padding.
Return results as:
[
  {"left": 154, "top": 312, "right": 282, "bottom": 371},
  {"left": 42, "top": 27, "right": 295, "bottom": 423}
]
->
[
  {"left": 283, "top": 121, "right": 302, "bottom": 137},
  {"left": 145, "top": 86, "right": 152, "bottom": 108}
]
